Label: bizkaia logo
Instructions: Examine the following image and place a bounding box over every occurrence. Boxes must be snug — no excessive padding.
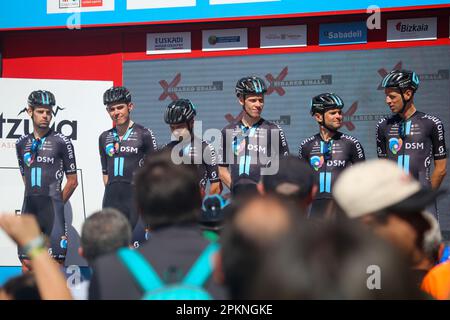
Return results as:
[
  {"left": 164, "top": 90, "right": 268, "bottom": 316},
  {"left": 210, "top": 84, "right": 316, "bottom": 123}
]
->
[
  {"left": 159, "top": 73, "right": 223, "bottom": 101},
  {"left": 395, "top": 22, "right": 429, "bottom": 33},
  {"left": 0, "top": 106, "right": 78, "bottom": 140},
  {"left": 265, "top": 67, "right": 332, "bottom": 96},
  {"left": 377, "top": 62, "right": 449, "bottom": 90}
]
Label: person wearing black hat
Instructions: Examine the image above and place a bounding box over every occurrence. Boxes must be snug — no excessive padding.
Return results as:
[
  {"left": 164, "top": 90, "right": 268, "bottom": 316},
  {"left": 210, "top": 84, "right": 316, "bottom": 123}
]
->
[
  {"left": 99, "top": 86, "right": 158, "bottom": 248},
  {"left": 299, "top": 93, "right": 365, "bottom": 219},
  {"left": 258, "top": 156, "right": 317, "bottom": 217},
  {"left": 199, "top": 194, "right": 231, "bottom": 234}
]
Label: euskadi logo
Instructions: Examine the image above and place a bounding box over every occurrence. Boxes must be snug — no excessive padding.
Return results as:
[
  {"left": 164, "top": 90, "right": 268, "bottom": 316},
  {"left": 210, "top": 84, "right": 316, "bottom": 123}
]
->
[
  {"left": 310, "top": 155, "right": 324, "bottom": 171},
  {"left": 159, "top": 73, "right": 223, "bottom": 101},
  {"left": 389, "top": 137, "right": 403, "bottom": 154}
]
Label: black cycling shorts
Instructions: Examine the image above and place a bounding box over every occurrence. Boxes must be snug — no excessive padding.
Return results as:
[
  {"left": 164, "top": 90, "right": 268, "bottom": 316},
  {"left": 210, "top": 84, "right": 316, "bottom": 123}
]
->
[{"left": 19, "top": 195, "right": 67, "bottom": 261}]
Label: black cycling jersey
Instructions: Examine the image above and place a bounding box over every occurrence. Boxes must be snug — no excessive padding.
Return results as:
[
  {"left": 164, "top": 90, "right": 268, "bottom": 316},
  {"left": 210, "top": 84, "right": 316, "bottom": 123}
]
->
[
  {"left": 99, "top": 123, "right": 157, "bottom": 247},
  {"left": 218, "top": 118, "right": 289, "bottom": 188},
  {"left": 376, "top": 111, "right": 447, "bottom": 186},
  {"left": 164, "top": 137, "right": 220, "bottom": 190},
  {"left": 99, "top": 123, "right": 158, "bottom": 185},
  {"left": 16, "top": 129, "right": 77, "bottom": 199},
  {"left": 299, "top": 132, "right": 365, "bottom": 200},
  {"left": 15, "top": 129, "right": 76, "bottom": 260}
]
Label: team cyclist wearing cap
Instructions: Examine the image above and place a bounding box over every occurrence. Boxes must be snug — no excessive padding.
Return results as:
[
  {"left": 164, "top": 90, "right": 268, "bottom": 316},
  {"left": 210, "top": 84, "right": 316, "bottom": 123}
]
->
[
  {"left": 99, "top": 87, "right": 158, "bottom": 247},
  {"left": 15, "top": 90, "right": 78, "bottom": 271},
  {"left": 218, "top": 76, "right": 290, "bottom": 195},
  {"left": 163, "top": 98, "right": 222, "bottom": 196},
  {"left": 377, "top": 69, "right": 447, "bottom": 220},
  {"left": 299, "top": 93, "right": 366, "bottom": 218}
]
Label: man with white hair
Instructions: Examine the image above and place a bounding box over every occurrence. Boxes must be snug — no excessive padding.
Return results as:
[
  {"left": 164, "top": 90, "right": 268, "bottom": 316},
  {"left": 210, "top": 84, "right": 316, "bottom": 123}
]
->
[{"left": 333, "top": 159, "right": 445, "bottom": 288}]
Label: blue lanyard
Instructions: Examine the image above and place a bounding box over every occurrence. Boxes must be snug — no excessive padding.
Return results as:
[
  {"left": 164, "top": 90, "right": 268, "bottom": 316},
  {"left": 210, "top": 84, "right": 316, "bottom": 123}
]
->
[{"left": 112, "top": 126, "right": 133, "bottom": 143}]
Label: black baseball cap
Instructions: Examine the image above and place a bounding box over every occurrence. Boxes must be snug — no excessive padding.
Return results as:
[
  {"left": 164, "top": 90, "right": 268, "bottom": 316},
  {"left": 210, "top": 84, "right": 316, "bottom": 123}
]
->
[{"left": 262, "top": 156, "right": 315, "bottom": 199}]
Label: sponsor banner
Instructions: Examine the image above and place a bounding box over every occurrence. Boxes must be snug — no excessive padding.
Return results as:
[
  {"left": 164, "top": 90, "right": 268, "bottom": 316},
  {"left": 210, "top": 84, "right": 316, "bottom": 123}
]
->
[
  {"left": 147, "top": 32, "right": 191, "bottom": 55},
  {"left": 260, "top": 25, "right": 307, "bottom": 48},
  {"left": 0, "top": 78, "right": 112, "bottom": 266},
  {"left": 387, "top": 17, "right": 437, "bottom": 42},
  {"left": 127, "top": 0, "right": 195, "bottom": 10},
  {"left": 202, "top": 28, "right": 248, "bottom": 51},
  {"left": 47, "top": 0, "right": 114, "bottom": 14},
  {"left": 319, "top": 21, "right": 367, "bottom": 46}
]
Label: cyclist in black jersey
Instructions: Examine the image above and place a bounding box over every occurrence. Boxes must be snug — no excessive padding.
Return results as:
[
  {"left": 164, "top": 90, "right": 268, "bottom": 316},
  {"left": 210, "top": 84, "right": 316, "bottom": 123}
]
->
[
  {"left": 163, "top": 98, "right": 221, "bottom": 196},
  {"left": 299, "top": 93, "right": 365, "bottom": 218},
  {"left": 15, "top": 90, "right": 78, "bottom": 271},
  {"left": 218, "top": 76, "right": 289, "bottom": 195},
  {"left": 377, "top": 69, "right": 447, "bottom": 220},
  {"left": 99, "top": 86, "right": 158, "bottom": 248}
]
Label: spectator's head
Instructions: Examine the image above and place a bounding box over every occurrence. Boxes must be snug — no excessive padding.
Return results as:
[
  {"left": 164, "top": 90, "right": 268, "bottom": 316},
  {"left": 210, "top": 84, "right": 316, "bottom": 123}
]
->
[
  {"left": 250, "top": 221, "right": 424, "bottom": 299},
  {"left": 80, "top": 208, "right": 132, "bottom": 265},
  {"left": 259, "top": 156, "right": 317, "bottom": 215},
  {"left": 0, "top": 273, "right": 41, "bottom": 300},
  {"left": 199, "top": 194, "right": 230, "bottom": 233},
  {"left": 216, "top": 195, "right": 299, "bottom": 299},
  {"left": 134, "top": 150, "right": 202, "bottom": 229},
  {"left": 422, "top": 211, "right": 443, "bottom": 265},
  {"left": 333, "top": 159, "right": 443, "bottom": 265}
]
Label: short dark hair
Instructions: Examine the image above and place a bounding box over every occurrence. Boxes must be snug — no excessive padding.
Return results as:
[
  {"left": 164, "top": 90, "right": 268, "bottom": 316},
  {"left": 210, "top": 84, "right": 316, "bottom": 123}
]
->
[
  {"left": 2, "top": 273, "right": 41, "bottom": 300},
  {"left": 220, "top": 195, "right": 298, "bottom": 299},
  {"left": 134, "top": 150, "right": 202, "bottom": 229},
  {"left": 81, "top": 208, "right": 131, "bottom": 264}
]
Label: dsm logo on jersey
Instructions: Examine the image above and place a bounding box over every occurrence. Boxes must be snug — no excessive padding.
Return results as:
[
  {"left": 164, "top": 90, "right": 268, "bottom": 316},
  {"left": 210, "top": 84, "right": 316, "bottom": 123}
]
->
[
  {"left": 310, "top": 156, "right": 324, "bottom": 171},
  {"left": 389, "top": 138, "right": 403, "bottom": 154}
]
